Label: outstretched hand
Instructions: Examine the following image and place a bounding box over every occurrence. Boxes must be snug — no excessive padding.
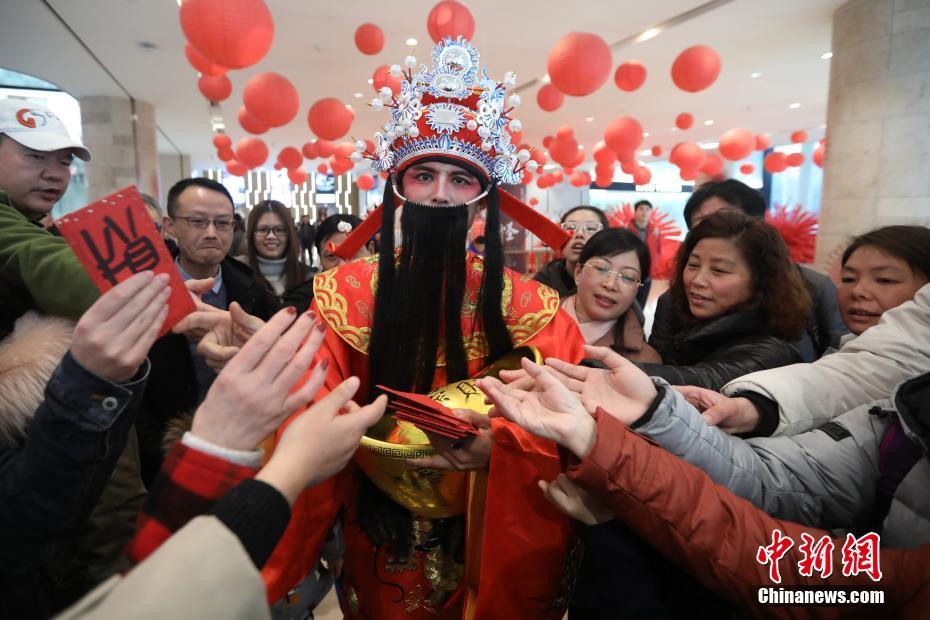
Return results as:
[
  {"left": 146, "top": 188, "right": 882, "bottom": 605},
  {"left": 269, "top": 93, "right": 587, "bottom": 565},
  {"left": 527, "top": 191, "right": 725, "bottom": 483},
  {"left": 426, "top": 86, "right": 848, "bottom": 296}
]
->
[
  {"left": 71, "top": 271, "right": 170, "bottom": 383},
  {"left": 407, "top": 409, "right": 492, "bottom": 471},
  {"left": 674, "top": 385, "right": 761, "bottom": 434},
  {"left": 478, "top": 357, "right": 596, "bottom": 459},
  {"left": 189, "top": 302, "right": 267, "bottom": 372},
  {"left": 543, "top": 345, "right": 657, "bottom": 425},
  {"left": 257, "top": 378, "right": 387, "bottom": 505},
  {"left": 539, "top": 474, "right": 613, "bottom": 526},
  {"left": 190, "top": 307, "right": 326, "bottom": 452}
]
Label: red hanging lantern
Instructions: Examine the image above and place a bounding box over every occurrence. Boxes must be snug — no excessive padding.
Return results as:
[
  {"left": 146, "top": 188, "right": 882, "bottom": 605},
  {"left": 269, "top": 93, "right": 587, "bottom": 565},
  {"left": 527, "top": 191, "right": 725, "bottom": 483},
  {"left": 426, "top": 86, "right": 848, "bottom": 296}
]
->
[
  {"left": 813, "top": 144, "right": 825, "bottom": 167},
  {"left": 426, "top": 0, "right": 475, "bottom": 43},
  {"left": 217, "top": 147, "right": 235, "bottom": 162},
  {"left": 739, "top": 163, "right": 755, "bottom": 174},
  {"left": 651, "top": 145, "right": 663, "bottom": 157},
  {"left": 235, "top": 137, "right": 269, "bottom": 168},
  {"left": 238, "top": 106, "right": 268, "bottom": 135},
  {"left": 315, "top": 139, "right": 336, "bottom": 158},
  {"left": 277, "top": 146, "right": 302, "bottom": 170},
  {"left": 307, "top": 98, "right": 355, "bottom": 141},
  {"left": 356, "top": 174, "right": 376, "bottom": 191},
  {"left": 675, "top": 113, "right": 694, "bottom": 130},
  {"left": 764, "top": 152, "right": 788, "bottom": 173},
  {"left": 700, "top": 153, "right": 724, "bottom": 177},
  {"left": 790, "top": 130, "right": 808, "bottom": 144},
  {"left": 614, "top": 61, "right": 647, "bottom": 92},
  {"left": 547, "top": 32, "right": 612, "bottom": 97},
  {"left": 669, "top": 141, "right": 706, "bottom": 172},
  {"left": 243, "top": 72, "right": 299, "bottom": 127},
  {"left": 755, "top": 133, "right": 771, "bottom": 151},
  {"left": 536, "top": 84, "right": 564, "bottom": 112},
  {"left": 301, "top": 142, "right": 317, "bottom": 160},
  {"left": 227, "top": 159, "right": 248, "bottom": 176},
  {"left": 372, "top": 65, "right": 402, "bottom": 96},
  {"left": 316, "top": 163, "right": 329, "bottom": 174},
  {"left": 593, "top": 141, "right": 616, "bottom": 165},
  {"left": 604, "top": 116, "right": 644, "bottom": 155},
  {"left": 354, "top": 23, "right": 384, "bottom": 55},
  {"left": 180, "top": 0, "right": 274, "bottom": 70},
  {"left": 212, "top": 134, "right": 232, "bottom": 150},
  {"left": 670, "top": 45, "right": 721, "bottom": 93},
  {"left": 633, "top": 166, "right": 652, "bottom": 185},
  {"left": 288, "top": 167, "right": 308, "bottom": 185},
  {"left": 185, "top": 43, "right": 227, "bottom": 76},
  {"left": 529, "top": 197, "right": 539, "bottom": 206},
  {"left": 570, "top": 170, "right": 591, "bottom": 187},
  {"left": 334, "top": 141, "right": 356, "bottom": 158},
  {"left": 197, "top": 75, "right": 232, "bottom": 102},
  {"left": 787, "top": 152, "right": 805, "bottom": 167},
  {"left": 718, "top": 128, "right": 754, "bottom": 161}
]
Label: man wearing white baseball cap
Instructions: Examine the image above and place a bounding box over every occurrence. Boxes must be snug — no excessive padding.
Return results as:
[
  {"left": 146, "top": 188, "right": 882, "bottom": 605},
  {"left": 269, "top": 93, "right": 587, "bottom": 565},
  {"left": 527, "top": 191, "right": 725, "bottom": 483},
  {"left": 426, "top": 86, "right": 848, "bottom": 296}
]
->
[{"left": 0, "top": 97, "right": 97, "bottom": 338}]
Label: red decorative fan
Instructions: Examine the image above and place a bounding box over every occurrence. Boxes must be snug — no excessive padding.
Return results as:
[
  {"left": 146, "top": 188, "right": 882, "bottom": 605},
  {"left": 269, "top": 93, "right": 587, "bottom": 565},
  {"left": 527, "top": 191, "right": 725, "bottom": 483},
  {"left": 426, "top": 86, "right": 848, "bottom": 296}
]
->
[
  {"left": 606, "top": 204, "right": 683, "bottom": 278},
  {"left": 766, "top": 204, "right": 819, "bottom": 264}
]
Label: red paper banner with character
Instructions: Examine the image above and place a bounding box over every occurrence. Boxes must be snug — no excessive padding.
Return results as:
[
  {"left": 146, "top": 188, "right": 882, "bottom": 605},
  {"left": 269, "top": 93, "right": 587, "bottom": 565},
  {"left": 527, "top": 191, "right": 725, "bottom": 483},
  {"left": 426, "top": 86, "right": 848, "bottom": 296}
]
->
[{"left": 56, "top": 185, "right": 194, "bottom": 336}]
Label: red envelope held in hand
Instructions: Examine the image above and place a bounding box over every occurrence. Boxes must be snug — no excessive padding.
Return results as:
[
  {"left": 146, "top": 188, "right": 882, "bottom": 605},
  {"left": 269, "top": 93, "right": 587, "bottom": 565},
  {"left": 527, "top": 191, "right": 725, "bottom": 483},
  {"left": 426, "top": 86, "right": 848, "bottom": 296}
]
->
[
  {"left": 377, "top": 384, "right": 480, "bottom": 440},
  {"left": 56, "top": 185, "right": 194, "bottom": 337}
]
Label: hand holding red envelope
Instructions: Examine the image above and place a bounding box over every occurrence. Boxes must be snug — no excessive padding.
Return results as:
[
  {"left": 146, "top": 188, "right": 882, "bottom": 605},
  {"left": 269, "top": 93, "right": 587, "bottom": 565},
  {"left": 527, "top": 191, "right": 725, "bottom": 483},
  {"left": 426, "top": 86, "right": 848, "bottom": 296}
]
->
[
  {"left": 376, "top": 385, "right": 480, "bottom": 440},
  {"left": 56, "top": 186, "right": 195, "bottom": 337}
]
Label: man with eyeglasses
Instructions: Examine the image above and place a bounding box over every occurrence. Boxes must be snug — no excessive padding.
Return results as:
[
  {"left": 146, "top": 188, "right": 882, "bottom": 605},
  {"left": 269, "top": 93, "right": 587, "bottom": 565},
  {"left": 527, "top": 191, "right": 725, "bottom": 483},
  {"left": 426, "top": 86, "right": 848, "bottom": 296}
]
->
[
  {"left": 136, "top": 177, "right": 279, "bottom": 485},
  {"left": 534, "top": 205, "right": 611, "bottom": 297}
]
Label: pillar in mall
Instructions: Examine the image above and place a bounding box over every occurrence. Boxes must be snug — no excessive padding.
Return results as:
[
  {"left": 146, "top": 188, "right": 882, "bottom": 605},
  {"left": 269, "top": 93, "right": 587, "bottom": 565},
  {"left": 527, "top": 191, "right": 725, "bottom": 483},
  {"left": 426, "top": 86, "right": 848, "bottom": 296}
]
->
[
  {"left": 816, "top": 0, "right": 930, "bottom": 271},
  {"left": 78, "top": 96, "right": 159, "bottom": 201}
]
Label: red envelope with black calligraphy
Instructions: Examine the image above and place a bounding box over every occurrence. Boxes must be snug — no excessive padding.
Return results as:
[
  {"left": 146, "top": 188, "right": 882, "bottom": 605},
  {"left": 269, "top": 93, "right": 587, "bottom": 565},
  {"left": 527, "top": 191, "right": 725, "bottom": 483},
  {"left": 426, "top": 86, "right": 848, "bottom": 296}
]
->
[{"left": 56, "top": 185, "right": 194, "bottom": 337}]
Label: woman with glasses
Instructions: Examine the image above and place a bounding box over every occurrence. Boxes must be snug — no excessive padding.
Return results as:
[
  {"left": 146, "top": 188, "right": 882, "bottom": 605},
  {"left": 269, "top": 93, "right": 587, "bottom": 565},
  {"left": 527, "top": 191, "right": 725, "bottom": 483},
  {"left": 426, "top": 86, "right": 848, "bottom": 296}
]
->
[
  {"left": 534, "top": 205, "right": 610, "bottom": 297},
  {"left": 561, "top": 229, "right": 661, "bottom": 362},
  {"left": 635, "top": 209, "right": 809, "bottom": 391},
  {"left": 245, "top": 200, "right": 314, "bottom": 312}
]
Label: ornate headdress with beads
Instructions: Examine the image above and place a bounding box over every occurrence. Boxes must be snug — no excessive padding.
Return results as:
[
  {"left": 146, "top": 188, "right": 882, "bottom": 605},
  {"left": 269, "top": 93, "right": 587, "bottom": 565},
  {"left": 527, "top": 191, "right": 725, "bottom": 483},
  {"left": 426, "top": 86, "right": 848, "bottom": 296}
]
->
[
  {"left": 360, "top": 36, "right": 531, "bottom": 186},
  {"left": 335, "top": 37, "right": 566, "bottom": 259}
]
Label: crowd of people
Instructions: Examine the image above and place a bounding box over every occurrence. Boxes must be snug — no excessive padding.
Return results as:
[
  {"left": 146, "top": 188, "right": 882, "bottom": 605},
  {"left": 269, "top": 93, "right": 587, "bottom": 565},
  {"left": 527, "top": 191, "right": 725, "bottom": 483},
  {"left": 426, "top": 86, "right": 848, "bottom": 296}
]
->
[{"left": 2, "top": 35, "right": 930, "bottom": 620}]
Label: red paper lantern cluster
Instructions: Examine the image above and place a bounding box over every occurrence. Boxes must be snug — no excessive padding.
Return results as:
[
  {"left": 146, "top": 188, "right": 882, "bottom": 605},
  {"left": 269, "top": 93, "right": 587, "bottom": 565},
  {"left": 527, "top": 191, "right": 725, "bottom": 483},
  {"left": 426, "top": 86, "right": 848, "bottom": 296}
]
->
[
  {"left": 547, "top": 32, "right": 612, "bottom": 97},
  {"left": 307, "top": 98, "right": 355, "bottom": 141},
  {"left": 614, "top": 61, "right": 647, "bottom": 92},
  {"left": 670, "top": 45, "right": 721, "bottom": 93},
  {"left": 316, "top": 140, "right": 336, "bottom": 158},
  {"left": 675, "top": 113, "right": 694, "bottom": 130},
  {"left": 764, "top": 152, "right": 788, "bottom": 173},
  {"left": 243, "top": 72, "right": 299, "bottom": 127},
  {"left": 669, "top": 141, "right": 706, "bottom": 179},
  {"left": 212, "top": 134, "right": 232, "bottom": 150},
  {"left": 632, "top": 165, "right": 652, "bottom": 186},
  {"left": 354, "top": 23, "right": 384, "bottom": 55},
  {"left": 288, "top": 167, "right": 308, "bottom": 185},
  {"left": 790, "top": 130, "right": 808, "bottom": 144},
  {"left": 180, "top": 0, "right": 274, "bottom": 70},
  {"left": 302, "top": 142, "right": 318, "bottom": 159},
  {"left": 426, "top": 0, "right": 475, "bottom": 43},
  {"left": 227, "top": 160, "right": 249, "bottom": 176},
  {"left": 787, "top": 152, "right": 805, "bottom": 167},
  {"left": 536, "top": 84, "right": 564, "bottom": 112},
  {"left": 548, "top": 126, "right": 585, "bottom": 168},
  {"left": 700, "top": 153, "right": 724, "bottom": 177}
]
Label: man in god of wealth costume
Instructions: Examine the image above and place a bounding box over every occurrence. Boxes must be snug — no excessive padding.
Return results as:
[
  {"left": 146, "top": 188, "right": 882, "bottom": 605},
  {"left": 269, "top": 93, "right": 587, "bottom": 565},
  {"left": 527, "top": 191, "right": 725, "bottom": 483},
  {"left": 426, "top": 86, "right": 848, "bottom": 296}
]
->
[{"left": 262, "top": 37, "right": 587, "bottom": 619}]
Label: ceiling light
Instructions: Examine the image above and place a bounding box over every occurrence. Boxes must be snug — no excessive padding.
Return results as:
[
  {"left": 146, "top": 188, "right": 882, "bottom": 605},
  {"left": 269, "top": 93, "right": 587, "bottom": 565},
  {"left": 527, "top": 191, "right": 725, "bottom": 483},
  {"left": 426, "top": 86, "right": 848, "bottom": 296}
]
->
[
  {"left": 345, "top": 104, "right": 354, "bottom": 111},
  {"left": 671, "top": 126, "right": 679, "bottom": 132},
  {"left": 541, "top": 74, "right": 551, "bottom": 84},
  {"left": 640, "top": 149, "right": 651, "bottom": 156},
  {"left": 750, "top": 71, "right": 763, "bottom": 79},
  {"left": 699, "top": 141, "right": 719, "bottom": 150},
  {"left": 821, "top": 52, "right": 833, "bottom": 60},
  {"left": 704, "top": 120, "right": 714, "bottom": 126},
  {"left": 642, "top": 132, "right": 650, "bottom": 138},
  {"left": 367, "top": 78, "right": 374, "bottom": 85},
  {"left": 406, "top": 38, "right": 418, "bottom": 46},
  {"left": 354, "top": 92, "right": 364, "bottom": 98},
  {"left": 577, "top": 144, "right": 584, "bottom": 150},
  {"left": 789, "top": 102, "right": 801, "bottom": 109},
  {"left": 585, "top": 116, "right": 594, "bottom": 122},
  {"left": 636, "top": 28, "right": 661, "bottom": 43}
]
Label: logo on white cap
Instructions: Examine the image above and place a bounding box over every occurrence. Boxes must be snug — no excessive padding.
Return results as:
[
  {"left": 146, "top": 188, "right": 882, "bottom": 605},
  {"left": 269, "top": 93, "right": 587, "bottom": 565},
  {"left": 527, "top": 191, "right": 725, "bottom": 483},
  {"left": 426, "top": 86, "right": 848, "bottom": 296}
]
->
[{"left": 15, "top": 108, "right": 52, "bottom": 129}]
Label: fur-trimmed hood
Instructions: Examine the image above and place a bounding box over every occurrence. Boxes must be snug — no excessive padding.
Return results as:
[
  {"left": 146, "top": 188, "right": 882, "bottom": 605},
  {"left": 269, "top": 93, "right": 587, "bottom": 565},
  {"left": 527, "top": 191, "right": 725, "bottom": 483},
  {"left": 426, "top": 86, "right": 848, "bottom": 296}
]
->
[{"left": 0, "top": 311, "right": 74, "bottom": 447}]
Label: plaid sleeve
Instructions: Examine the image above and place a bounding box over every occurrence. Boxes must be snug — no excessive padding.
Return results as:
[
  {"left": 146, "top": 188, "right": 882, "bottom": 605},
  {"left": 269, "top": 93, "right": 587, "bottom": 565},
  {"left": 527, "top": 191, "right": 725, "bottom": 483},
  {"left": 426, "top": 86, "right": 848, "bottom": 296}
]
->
[{"left": 124, "top": 441, "right": 256, "bottom": 567}]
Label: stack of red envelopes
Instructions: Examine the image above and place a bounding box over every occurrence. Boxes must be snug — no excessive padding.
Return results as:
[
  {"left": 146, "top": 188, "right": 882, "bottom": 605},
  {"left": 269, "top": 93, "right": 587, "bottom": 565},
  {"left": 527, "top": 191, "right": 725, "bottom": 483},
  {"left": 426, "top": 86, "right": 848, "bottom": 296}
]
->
[{"left": 377, "top": 385, "right": 479, "bottom": 440}]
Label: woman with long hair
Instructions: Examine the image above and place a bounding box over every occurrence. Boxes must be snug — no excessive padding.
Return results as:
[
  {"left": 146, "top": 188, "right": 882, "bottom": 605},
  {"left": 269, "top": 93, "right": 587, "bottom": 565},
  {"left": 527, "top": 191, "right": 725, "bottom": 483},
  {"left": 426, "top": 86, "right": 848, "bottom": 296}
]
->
[
  {"left": 636, "top": 209, "right": 810, "bottom": 391},
  {"left": 561, "top": 228, "right": 660, "bottom": 361},
  {"left": 245, "top": 200, "right": 313, "bottom": 312}
]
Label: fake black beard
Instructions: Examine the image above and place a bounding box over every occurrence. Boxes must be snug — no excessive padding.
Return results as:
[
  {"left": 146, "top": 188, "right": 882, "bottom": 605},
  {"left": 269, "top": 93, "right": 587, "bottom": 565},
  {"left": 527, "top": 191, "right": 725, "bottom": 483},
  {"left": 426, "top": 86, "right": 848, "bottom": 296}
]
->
[{"left": 368, "top": 187, "right": 512, "bottom": 395}]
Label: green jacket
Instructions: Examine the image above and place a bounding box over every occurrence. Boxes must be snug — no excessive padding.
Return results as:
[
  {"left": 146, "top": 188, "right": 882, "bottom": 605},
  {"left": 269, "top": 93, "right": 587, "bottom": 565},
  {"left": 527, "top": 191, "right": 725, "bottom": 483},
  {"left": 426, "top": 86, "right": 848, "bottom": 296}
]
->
[{"left": 0, "top": 190, "right": 98, "bottom": 338}]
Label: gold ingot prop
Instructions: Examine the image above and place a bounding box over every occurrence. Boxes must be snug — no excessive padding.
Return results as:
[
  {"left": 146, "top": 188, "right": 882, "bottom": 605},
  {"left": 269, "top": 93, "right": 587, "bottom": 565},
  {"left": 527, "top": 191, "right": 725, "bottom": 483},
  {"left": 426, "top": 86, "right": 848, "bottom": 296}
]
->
[{"left": 355, "top": 346, "right": 541, "bottom": 519}]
